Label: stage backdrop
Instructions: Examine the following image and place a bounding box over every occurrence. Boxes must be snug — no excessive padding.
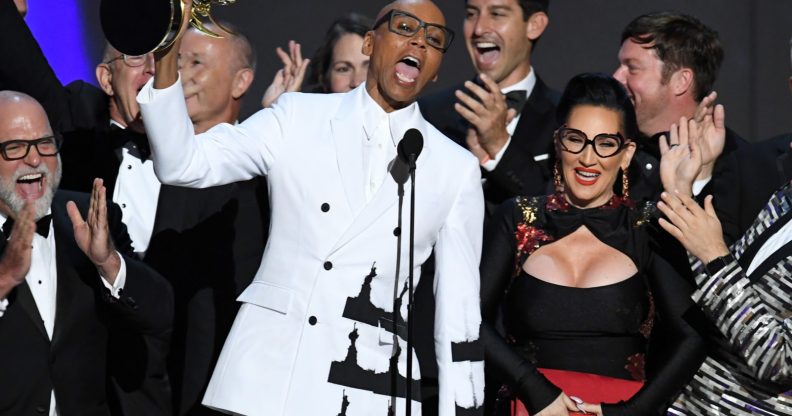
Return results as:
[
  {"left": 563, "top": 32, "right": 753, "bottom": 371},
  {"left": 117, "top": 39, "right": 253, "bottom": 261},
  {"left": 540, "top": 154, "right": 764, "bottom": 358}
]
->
[{"left": 27, "top": 0, "right": 792, "bottom": 142}]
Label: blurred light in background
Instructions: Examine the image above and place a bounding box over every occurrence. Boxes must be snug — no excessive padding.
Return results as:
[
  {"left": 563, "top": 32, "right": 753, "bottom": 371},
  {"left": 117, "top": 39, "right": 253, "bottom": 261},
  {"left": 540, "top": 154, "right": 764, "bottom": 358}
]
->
[{"left": 26, "top": 0, "right": 94, "bottom": 85}]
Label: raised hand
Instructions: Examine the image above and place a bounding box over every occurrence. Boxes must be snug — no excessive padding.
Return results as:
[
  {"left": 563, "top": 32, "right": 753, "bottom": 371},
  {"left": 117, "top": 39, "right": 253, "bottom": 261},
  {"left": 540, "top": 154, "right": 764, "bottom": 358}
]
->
[
  {"left": 692, "top": 91, "right": 717, "bottom": 124},
  {"left": 261, "top": 40, "right": 310, "bottom": 108},
  {"left": 658, "top": 192, "right": 730, "bottom": 264},
  {"left": 454, "top": 74, "right": 517, "bottom": 163},
  {"left": 659, "top": 116, "right": 702, "bottom": 196},
  {"left": 67, "top": 179, "right": 121, "bottom": 282},
  {"left": 154, "top": 0, "right": 193, "bottom": 89},
  {"left": 696, "top": 103, "right": 726, "bottom": 179},
  {"left": 0, "top": 203, "right": 36, "bottom": 299}
]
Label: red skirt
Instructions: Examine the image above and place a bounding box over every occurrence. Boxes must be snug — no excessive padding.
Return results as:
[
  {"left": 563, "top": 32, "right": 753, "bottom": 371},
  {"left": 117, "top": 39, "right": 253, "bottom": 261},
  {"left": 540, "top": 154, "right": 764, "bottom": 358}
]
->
[{"left": 511, "top": 368, "right": 644, "bottom": 416}]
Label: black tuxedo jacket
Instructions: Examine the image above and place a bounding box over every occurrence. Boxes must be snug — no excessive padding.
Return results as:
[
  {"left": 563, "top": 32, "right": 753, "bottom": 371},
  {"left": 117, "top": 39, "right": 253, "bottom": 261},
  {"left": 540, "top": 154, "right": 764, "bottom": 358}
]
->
[
  {"left": 710, "top": 133, "right": 792, "bottom": 245},
  {"left": 419, "top": 76, "right": 559, "bottom": 215},
  {"left": 1, "top": 3, "right": 269, "bottom": 413},
  {"left": 0, "top": 191, "right": 172, "bottom": 416}
]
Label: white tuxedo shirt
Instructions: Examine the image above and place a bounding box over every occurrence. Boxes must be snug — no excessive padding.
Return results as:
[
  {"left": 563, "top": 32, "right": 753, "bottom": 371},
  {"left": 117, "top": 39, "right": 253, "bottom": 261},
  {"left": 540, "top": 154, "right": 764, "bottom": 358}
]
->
[{"left": 138, "top": 80, "right": 484, "bottom": 416}]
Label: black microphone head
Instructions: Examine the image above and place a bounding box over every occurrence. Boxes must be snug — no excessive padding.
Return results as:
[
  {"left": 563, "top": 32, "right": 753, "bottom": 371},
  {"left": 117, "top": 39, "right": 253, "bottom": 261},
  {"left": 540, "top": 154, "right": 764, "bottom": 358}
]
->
[
  {"left": 397, "top": 128, "right": 424, "bottom": 164},
  {"left": 389, "top": 156, "right": 409, "bottom": 186}
]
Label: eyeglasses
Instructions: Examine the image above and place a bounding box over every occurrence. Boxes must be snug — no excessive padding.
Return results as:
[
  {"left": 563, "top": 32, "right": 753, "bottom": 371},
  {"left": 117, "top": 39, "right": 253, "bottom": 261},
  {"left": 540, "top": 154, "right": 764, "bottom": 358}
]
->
[
  {"left": 104, "top": 54, "right": 150, "bottom": 67},
  {"left": 0, "top": 135, "right": 62, "bottom": 161},
  {"left": 556, "top": 126, "right": 627, "bottom": 158},
  {"left": 373, "top": 9, "right": 455, "bottom": 52}
]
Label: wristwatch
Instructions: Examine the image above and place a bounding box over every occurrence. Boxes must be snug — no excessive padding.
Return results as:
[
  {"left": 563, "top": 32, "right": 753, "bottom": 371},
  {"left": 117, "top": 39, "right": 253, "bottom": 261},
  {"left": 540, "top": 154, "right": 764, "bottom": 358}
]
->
[{"left": 704, "top": 253, "right": 734, "bottom": 276}]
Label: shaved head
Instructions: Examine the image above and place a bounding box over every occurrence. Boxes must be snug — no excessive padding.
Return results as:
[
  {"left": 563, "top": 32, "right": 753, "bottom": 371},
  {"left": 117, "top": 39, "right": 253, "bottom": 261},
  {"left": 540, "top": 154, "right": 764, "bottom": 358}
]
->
[
  {"left": 375, "top": 0, "right": 445, "bottom": 25},
  {"left": 0, "top": 91, "right": 51, "bottom": 132},
  {"left": 0, "top": 90, "right": 40, "bottom": 105},
  {"left": 364, "top": 0, "right": 447, "bottom": 111}
]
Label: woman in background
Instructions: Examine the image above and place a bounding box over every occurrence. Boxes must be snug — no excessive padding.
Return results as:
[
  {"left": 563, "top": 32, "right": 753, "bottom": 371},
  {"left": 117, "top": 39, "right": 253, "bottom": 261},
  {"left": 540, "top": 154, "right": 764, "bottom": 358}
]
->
[
  {"left": 480, "top": 73, "right": 705, "bottom": 415},
  {"left": 261, "top": 13, "right": 372, "bottom": 107}
]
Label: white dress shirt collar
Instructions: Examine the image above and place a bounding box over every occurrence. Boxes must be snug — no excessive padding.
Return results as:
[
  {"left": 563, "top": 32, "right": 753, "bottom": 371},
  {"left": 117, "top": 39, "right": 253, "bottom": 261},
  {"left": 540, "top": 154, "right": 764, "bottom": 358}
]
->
[
  {"left": 500, "top": 67, "right": 537, "bottom": 97},
  {"left": 359, "top": 83, "right": 422, "bottom": 149}
]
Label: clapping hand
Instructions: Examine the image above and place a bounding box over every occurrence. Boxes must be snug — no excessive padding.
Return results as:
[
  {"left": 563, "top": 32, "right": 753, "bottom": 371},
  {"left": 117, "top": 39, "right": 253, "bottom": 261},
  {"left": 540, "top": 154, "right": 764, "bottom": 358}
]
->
[
  {"left": 67, "top": 179, "right": 121, "bottom": 283},
  {"left": 659, "top": 116, "right": 702, "bottom": 196},
  {"left": 691, "top": 92, "right": 726, "bottom": 180},
  {"left": 455, "top": 74, "right": 517, "bottom": 163},
  {"left": 261, "top": 40, "right": 310, "bottom": 108},
  {"left": 658, "top": 192, "right": 730, "bottom": 264},
  {"left": 0, "top": 202, "right": 36, "bottom": 298}
]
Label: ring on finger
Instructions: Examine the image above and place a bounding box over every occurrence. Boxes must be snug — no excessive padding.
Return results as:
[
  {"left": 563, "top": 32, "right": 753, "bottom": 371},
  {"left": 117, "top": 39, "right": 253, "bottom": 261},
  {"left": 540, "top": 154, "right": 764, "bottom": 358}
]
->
[
  {"left": 569, "top": 396, "right": 588, "bottom": 414},
  {"left": 669, "top": 143, "right": 679, "bottom": 148}
]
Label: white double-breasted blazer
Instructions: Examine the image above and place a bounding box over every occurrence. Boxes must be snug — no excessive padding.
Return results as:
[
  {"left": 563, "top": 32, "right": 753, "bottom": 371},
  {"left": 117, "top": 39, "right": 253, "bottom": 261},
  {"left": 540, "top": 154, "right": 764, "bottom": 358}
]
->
[{"left": 139, "top": 80, "right": 485, "bottom": 416}]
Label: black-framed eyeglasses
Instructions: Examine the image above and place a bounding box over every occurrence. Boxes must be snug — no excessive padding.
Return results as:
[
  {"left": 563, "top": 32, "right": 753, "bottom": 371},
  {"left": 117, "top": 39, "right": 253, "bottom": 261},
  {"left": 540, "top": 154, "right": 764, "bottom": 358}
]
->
[
  {"left": 555, "top": 126, "right": 627, "bottom": 158},
  {"left": 104, "top": 54, "right": 150, "bottom": 67},
  {"left": 373, "top": 9, "right": 455, "bottom": 52},
  {"left": 0, "top": 135, "right": 62, "bottom": 161}
]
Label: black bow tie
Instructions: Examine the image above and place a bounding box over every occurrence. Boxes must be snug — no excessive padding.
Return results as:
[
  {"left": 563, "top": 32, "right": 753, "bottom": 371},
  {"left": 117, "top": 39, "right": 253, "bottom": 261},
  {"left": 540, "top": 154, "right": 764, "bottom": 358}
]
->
[
  {"left": 109, "top": 124, "right": 151, "bottom": 161},
  {"left": 543, "top": 194, "right": 637, "bottom": 263},
  {"left": 2, "top": 214, "right": 52, "bottom": 238},
  {"left": 504, "top": 90, "right": 528, "bottom": 114}
]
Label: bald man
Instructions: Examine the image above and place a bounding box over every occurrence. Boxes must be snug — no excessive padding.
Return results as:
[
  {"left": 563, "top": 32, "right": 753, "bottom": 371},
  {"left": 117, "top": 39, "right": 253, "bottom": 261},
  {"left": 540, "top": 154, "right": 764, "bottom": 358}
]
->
[
  {"left": 0, "top": 91, "right": 171, "bottom": 416},
  {"left": 139, "top": 1, "right": 485, "bottom": 415},
  {"left": 0, "top": 3, "right": 273, "bottom": 414}
]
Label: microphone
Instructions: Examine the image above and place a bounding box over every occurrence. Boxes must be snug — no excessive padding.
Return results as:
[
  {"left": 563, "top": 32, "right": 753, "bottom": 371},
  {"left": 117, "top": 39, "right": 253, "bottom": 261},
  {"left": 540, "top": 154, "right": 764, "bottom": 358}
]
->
[
  {"left": 388, "top": 157, "right": 410, "bottom": 189},
  {"left": 396, "top": 128, "right": 422, "bottom": 415},
  {"left": 397, "top": 128, "right": 423, "bottom": 170}
]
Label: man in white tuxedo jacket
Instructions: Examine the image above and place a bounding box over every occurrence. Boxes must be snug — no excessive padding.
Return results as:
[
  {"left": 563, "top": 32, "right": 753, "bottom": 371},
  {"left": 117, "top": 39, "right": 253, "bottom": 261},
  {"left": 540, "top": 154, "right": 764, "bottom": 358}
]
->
[{"left": 138, "top": 1, "right": 485, "bottom": 415}]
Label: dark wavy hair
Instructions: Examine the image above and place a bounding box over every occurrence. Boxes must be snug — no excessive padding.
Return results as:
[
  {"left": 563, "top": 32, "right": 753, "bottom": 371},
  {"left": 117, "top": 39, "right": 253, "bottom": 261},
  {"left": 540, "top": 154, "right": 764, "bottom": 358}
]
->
[
  {"left": 621, "top": 11, "right": 723, "bottom": 102},
  {"left": 465, "top": 0, "right": 549, "bottom": 20},
  {"left": 556, "top": 73, "right": 639, "bottom": 140},
  {"left": 305, "top": 13, "right": 373, "bottom": 93}
]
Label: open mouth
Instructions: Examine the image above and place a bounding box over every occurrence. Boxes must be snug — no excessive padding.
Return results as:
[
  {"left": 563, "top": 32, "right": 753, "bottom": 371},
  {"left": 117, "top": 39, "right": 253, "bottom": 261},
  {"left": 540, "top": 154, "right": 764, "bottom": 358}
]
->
[
  {"left": 16, "top": 172, "right": 45, "bottom": 200},
  {"left": 395, "top": 56, "right": 421, "bottom": 84},
  {"left": 574, "top": 168, "right": 600, "bottom": 185},
  {"left": 474, "top": 41, "right": 500, "bottom": 65}
]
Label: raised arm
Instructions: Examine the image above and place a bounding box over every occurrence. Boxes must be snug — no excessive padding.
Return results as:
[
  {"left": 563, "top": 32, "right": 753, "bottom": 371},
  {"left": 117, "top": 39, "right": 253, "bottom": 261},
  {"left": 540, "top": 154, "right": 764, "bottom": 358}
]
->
[
  {"left": 0, "top": 0, "right": 79, "bottom": 132},
  {"left": 65, "top": 182, "right": 173, "bottom": 335},
  {"left": 137, "top": 0, "right": 286, "bottom": 188}
]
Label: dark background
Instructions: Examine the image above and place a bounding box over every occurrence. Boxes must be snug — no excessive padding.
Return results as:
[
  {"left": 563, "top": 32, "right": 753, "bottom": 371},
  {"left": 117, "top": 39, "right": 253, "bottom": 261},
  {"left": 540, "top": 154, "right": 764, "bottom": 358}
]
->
[{"left": 56, "top": 0, "right": 792, "bottom": 141}]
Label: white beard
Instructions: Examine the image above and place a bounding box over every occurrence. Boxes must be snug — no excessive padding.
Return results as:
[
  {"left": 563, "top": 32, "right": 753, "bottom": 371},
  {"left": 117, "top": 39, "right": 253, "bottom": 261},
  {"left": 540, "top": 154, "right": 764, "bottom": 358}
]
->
[{"left": 0, "top": 155, "right": 62, "bottom": 220}]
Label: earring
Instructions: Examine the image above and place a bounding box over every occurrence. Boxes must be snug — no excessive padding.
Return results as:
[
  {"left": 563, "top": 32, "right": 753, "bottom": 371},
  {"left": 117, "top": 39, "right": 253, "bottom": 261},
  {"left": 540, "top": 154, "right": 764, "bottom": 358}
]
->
[
  {"left": 554, "top": 160, "right": 563, "bottom": 193},
  {"left": 622, "top": 167, "right": 630, "bottom": 200}
]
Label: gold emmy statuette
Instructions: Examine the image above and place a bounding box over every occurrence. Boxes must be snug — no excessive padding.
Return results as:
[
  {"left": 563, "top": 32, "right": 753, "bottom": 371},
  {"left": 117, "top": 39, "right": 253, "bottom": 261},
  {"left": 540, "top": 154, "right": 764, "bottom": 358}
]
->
[
  {"left": 191, "top": 0, "right": 237, "bottom": 39},
  {"left": 100, "top": 0, "right": 239, "bottom": 56}
]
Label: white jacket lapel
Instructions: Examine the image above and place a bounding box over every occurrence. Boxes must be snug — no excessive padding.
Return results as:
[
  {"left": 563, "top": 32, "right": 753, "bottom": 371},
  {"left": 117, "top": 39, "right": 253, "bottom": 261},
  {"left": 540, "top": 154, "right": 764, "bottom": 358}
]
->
[
  {"left": 329, "top": 133, "right": 432, "bottom": 256},
  {"left": 330, "top": 90, "right": 367, "bottom": 216},
  {"left": 327, "top": 86, "right": 433, "bottom": 255}
]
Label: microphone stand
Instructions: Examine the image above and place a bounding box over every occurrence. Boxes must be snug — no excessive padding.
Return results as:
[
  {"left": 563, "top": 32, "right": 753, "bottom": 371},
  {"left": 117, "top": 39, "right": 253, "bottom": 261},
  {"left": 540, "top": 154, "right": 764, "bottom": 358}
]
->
[
  {"left": 405, "top": 153, "right": 417, "bottom": 416},
  {"left": 390, "top": 169, "right": 405, "bottom": 415}
]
